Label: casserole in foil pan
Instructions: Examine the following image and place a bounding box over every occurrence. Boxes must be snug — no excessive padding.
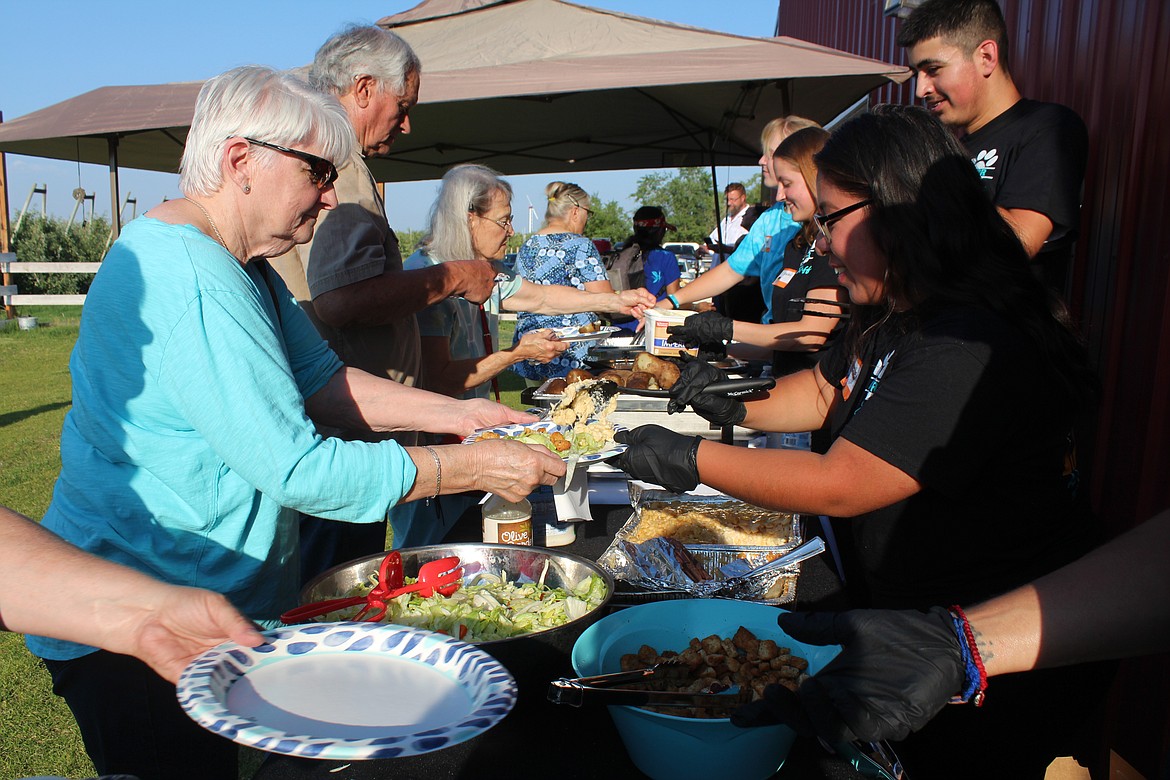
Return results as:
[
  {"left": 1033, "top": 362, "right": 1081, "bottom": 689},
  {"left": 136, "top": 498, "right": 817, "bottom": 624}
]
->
[{"left": 597, "top": 487, "right": 807, "bottom": 605}]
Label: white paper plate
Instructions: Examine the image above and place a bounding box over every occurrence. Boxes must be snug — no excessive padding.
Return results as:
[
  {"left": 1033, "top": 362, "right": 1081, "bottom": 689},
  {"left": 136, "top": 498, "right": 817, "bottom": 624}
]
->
[
  {"left": 552, "top": 325, "right": 621, "bottom": 342},
  {"left": 177, "top": 622, "right": 516, "bottom": 760},
  {"left": 464, "top": 419, "right": 627, "bottom": 463}
]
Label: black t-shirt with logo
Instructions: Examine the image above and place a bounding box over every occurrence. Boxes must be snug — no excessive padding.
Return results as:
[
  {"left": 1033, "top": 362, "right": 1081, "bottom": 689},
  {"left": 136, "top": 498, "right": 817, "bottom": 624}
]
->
[
  {"left": 768, "top": 238, "right": 843, "bottom": 377},
  {"left": 962, "top": 99, "right": 1088, "bottom": 293},
  {"left": 817, "top": 306, "right": 1097, "bottom": 609}
]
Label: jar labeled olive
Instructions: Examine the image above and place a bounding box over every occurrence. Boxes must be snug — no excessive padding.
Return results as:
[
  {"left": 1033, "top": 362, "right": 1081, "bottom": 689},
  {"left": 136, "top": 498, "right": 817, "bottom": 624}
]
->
[{"left": 481, "top": 496, "right": 533, "bottom": 545}]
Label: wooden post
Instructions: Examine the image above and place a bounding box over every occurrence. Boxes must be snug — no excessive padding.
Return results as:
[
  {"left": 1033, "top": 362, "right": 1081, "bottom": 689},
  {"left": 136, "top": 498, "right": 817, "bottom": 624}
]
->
[
  {"left": 107, "top": 135, "right": 121, "bottom": 242},
  {"left": 0, "top": 110, "right": 15, "bottom": 319}
]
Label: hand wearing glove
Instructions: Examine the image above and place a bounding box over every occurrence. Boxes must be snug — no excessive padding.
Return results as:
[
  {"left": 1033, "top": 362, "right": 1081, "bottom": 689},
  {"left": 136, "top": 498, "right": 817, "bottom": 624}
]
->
[
  {"left": 666, "top": 354, "right": 747, "bottom": 427},
  {"left": 614, "top": 425, "right": 702, "bottom": 493},
  {"left": 730, "top": 607, "right": 969, "bottom": 743},
  {"left": 666, "top": 311, "right": 733, "bottom": 360}
]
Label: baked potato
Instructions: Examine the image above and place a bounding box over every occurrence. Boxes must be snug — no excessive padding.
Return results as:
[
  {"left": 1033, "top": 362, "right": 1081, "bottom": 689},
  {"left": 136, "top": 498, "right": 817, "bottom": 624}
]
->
[
  {"left": 598, "top": 369, "right": 631, "bottom": 386},
  {"left": 633, "top": 352, "right": 681, "bottom": 390},
  {"left": 625, "top": 371, "right": 654, "bottom": 390}
]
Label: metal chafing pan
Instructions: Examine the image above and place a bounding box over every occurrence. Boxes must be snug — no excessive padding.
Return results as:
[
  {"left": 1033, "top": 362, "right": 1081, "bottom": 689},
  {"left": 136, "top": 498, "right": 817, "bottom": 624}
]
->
[{"left": 533, "top": 377, "right": 670, "bottom": 411}]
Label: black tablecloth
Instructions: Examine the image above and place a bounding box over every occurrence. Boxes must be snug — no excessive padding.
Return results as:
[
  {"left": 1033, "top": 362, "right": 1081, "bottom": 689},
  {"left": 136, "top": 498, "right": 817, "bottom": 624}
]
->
[{"left": 254, "top": 504, "right": 866, "bottom": 780}]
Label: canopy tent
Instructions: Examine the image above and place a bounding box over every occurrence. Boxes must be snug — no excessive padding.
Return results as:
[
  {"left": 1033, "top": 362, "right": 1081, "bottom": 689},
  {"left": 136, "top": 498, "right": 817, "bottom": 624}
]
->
[{"left": 0, "top": 0, "right": 908, "bottom": 184}]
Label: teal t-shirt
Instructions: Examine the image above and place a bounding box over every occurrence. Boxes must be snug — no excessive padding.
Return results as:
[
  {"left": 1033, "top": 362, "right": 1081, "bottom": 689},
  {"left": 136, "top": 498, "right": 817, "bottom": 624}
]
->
[
  {"left": 725, "top": 204, "right": 801, "bottom": 323},
  {"left": 27, "top": 217, "right": 417, "bottom": 661}
]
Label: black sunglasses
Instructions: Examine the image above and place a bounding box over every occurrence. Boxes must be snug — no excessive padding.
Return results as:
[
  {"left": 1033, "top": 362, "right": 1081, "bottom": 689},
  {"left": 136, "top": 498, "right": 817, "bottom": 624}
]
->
[
  {"left": 812, "top": 199, "right": 872, "bottom": 243},
  {"left": 243, "top": 137, "right": 339, "bottom": 190}
]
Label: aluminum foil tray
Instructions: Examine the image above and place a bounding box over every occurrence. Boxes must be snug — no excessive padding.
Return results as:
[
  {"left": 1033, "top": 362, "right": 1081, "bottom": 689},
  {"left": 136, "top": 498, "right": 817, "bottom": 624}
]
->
[{"left": 597, "top": 488, "right": 806, "bottom": 605}]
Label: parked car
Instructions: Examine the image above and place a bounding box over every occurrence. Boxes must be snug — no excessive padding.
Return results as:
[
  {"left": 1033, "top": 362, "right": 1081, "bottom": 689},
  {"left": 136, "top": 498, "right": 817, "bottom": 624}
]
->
[{"left": 663, "top": 242, "right": 702, "bottom": 276}]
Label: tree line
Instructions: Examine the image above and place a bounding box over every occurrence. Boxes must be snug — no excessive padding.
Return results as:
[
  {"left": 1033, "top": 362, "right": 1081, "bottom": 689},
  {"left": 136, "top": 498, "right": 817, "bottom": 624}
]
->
[{"left": 7, "top": 166, "right": 762, "bottom": 292}]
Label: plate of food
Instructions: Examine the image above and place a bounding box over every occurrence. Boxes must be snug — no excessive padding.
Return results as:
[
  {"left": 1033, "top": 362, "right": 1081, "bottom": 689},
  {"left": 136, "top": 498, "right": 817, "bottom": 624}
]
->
[
  {"left": 551, "top": 324, "right": 621, "bottom": 342},
  {"left": 176, "top": 622, "right": 516, "bottom": 760},
  {"left": 464, "top": 419, "right": 627, "bottom": 464}
]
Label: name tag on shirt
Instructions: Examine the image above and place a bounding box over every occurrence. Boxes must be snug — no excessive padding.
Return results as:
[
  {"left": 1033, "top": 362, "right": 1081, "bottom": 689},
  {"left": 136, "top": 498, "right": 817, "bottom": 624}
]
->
[
  {"left": 842, "top": 357, "right": 862, "bottom": 401},
  {"left": 773, "top": 268, "right": 797, "bottom": 288}
]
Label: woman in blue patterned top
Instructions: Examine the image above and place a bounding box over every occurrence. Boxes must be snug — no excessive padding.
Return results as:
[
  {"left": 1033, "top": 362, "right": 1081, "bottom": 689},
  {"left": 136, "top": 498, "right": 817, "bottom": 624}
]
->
[{"left": 511, "top": 181, "right": 613, "bottom": 383}]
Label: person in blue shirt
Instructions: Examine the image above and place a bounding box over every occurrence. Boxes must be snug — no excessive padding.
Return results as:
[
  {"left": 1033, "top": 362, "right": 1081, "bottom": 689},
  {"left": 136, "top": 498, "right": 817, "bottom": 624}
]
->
[
  {"left": 658, "top": 116, "right": 818, "bottom": 323},
  {"left": 609, "top": 206, "right": 682, "bottom": 333},
  {"left": 665, "top": 128, "right": 847, "bottom": 380},
  {"left": 25, "top": 65, "right": 565, "bottom": 780}
]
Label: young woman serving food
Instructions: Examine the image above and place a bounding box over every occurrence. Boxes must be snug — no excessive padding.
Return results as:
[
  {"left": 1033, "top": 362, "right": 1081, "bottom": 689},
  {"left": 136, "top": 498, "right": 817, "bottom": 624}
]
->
[{"left": 615, "top": 105, "right": 1105, "bottom": 779}]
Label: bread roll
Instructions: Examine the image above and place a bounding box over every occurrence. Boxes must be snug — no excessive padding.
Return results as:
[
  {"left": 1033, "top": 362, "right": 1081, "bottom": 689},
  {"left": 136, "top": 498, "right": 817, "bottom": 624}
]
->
[
  {"left": 544, "top": 378, "right": 568, "bottom": 395},
  {"left": 566, "top": 368, "right": 594, "bottom": 384}
]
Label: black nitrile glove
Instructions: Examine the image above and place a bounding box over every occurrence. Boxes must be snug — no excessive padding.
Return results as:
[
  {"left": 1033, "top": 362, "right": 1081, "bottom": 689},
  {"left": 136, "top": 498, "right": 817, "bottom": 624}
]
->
[
  {"left": 730, "top": 607, "right": 965, "bottom": 743},
  {"left": 666, "top": 311, "right": 733, "bottom": 360},
  {"left": 614, "top": 425, "right": 702, "bottom": 493},
  {"left": 666, "top": 354, "right": 747, "bottom": 426}
]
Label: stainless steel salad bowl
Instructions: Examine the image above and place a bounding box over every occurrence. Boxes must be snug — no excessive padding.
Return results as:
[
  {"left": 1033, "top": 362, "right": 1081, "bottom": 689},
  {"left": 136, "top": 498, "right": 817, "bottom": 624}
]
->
[{"left": 298, "top": 543, "right": 616, "bottom": 684}]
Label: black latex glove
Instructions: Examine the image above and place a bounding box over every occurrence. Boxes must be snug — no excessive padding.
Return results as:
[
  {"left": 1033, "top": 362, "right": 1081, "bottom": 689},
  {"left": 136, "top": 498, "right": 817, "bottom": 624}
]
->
[
  {"left": 730, "top": 607, "right": 964, "bottom": 743},
  {"left": 666, "top": 311, "right": 733, "bottom": 360},
  {"left": 666, "top": 354, "right": 746, "bottom": 426},
  {"left": 614, "top": 425, "right": 702, "bottom": 493}
]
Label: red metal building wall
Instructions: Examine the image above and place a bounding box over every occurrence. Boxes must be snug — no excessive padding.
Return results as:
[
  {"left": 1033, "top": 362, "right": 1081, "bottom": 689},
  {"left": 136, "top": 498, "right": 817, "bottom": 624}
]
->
[
  {"left": 777, "top": 0, "right": 1170, "bottom": 774},
  {"left": 777, "top": 0, "right": 1170, "bottom": 529}
]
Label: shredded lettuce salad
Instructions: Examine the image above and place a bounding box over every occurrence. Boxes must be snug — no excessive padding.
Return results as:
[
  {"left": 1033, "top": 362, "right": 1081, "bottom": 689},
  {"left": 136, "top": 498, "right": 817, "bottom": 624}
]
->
[
  {"left": 330, "top": 569, "right": 609, "bottom": 642},
  {"left": 509, "top": 428, "right": 610, "bottom": 457},
  {"left": 484, "top": 428, "right": 613, "bottom": 458}
]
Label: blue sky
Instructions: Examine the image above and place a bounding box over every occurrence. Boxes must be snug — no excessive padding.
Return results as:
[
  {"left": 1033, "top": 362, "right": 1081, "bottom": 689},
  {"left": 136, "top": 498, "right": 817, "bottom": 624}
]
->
[{"left": 0, "top": 0, "right": 780, "bottom": 232}]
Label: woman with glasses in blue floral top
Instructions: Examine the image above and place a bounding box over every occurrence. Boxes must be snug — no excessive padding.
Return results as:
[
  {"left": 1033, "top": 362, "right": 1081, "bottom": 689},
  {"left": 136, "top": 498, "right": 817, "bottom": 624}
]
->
[{"left": 511, "top": 181, "right": 615, "bottom": 384}]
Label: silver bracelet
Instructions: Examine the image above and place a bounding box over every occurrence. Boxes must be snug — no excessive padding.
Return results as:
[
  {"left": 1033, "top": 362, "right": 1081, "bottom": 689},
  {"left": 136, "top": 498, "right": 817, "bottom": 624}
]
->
[{"left": 421, "top": 446, "right": 442, "bottom": 498}]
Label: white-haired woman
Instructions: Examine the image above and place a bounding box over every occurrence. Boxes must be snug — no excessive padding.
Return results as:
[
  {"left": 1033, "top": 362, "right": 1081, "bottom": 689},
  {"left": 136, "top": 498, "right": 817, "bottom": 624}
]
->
[
  {"left": 25, "top": 67, "right": 564, "bottom": 780},
  {"left": 407, "top": 164, "right": 653, "bottom": 400},
  {"left": 395, "top": 164, "right": 654, "bottom": 546}
]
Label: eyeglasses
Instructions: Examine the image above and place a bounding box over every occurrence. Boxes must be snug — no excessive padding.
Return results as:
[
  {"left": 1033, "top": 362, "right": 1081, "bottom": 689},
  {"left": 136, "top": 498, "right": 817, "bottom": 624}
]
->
[
  {"left": 571, "top": 199, "right": 594, "bottom": 219},
  {"left": 474, "top": 213, "right": 514, "bottom": 231},
  {"left": 243, "top": 137, "right": 338, "bottom": 190},
  {"left": 812, "top": 199, "right": 872, "bottom": 245}
]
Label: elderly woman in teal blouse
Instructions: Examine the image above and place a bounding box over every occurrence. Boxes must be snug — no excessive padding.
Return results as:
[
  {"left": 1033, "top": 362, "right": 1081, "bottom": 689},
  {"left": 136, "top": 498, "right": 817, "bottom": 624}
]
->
[{"left": 26, "top": 67, "right": 565, "bottom": 780}]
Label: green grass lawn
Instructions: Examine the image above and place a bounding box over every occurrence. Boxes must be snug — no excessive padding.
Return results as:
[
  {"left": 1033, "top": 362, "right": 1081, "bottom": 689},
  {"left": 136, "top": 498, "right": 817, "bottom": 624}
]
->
[
  {"left": 0, "top": 307, "right": 96, "bottom": 780},
  {"left": 0, "top": 308, "right": 526, "bottom": 779}
]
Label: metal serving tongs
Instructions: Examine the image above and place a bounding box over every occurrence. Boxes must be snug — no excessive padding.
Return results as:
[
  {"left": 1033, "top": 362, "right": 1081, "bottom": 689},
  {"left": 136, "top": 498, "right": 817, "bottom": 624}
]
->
[
  {"left": 548, "top": 658, "right": 751, "bottom": 711},
  {"left": 555, "top": 376, "right": 775, "bottom": 418}
]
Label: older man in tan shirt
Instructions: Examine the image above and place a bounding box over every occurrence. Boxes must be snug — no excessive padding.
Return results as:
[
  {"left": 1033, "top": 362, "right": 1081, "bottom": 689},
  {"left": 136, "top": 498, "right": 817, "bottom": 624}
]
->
[{"left": 272, "top": 25, "right": 499, "bottom": 579}]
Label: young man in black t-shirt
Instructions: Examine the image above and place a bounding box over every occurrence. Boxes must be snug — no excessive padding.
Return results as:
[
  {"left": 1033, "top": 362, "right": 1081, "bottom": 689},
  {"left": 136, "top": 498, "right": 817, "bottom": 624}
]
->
[{"left": 898, "top": 0, "right": 1088, "bottom": 298}]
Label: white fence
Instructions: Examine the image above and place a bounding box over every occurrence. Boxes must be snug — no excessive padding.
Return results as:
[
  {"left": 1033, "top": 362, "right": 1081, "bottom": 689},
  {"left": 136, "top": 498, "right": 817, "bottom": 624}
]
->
[{"left": 1, "top": 252, "right": 100, "bottom": 306}]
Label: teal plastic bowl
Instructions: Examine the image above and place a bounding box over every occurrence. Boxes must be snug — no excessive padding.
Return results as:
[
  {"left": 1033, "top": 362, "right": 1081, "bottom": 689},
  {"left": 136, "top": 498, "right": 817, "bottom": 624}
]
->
[{"left": 571, "top": 599, "right": 840, "bottom": 780}]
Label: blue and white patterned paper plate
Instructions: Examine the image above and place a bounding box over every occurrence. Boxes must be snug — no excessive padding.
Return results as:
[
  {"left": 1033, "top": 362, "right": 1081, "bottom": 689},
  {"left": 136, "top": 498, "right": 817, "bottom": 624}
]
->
[
  {"left": 177, "top": 622, "right": 516, "bottom": 760},
  {"left": 463, "top": 419, "right": 627, "bottom": 463}
]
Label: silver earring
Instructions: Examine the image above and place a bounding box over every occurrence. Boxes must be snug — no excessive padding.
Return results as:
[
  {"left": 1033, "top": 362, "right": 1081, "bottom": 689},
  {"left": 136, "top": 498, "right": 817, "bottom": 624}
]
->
[{"left": 243, "top": 184, "right": 251, "bottom": 194}]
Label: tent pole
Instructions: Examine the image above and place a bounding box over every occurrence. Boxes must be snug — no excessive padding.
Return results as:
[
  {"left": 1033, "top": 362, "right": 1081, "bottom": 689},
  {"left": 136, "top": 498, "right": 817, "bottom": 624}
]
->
[
  {"left": 107, "top": 135, "right": 121, "bottom": 242},
  {"left": 708, "top": 132, "right": 723, "bottom": 273},
  {"left": 0, "top": 111, "right": 14, "bottom": 319},
  {"left": 709, "top": 161, "right": 722, "bottom": 258}
]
